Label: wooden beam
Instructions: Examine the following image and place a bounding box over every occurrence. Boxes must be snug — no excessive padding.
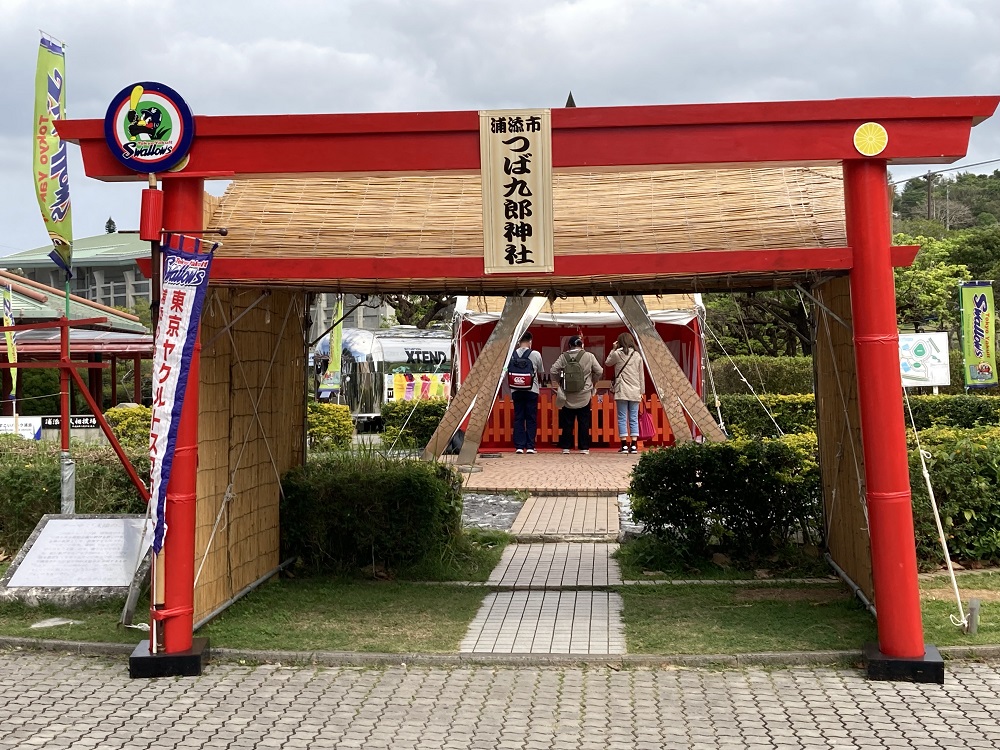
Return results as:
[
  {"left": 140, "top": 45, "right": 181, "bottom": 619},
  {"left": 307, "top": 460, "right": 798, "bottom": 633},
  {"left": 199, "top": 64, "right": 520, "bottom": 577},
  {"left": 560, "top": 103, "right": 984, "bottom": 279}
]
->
[
  {"left": 423, "top": 296, "right": 532, "bottom": 461},
  {"left": 612, "top": 295, "right": 727, "bottom": 443}
]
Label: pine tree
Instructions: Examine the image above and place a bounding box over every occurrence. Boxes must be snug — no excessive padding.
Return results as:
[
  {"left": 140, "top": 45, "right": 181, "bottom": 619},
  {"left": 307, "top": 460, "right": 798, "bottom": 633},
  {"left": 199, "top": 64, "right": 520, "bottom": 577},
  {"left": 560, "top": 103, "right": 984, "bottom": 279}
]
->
[{"left": 105, "top": 217, "right": 117, "bottom": 233}]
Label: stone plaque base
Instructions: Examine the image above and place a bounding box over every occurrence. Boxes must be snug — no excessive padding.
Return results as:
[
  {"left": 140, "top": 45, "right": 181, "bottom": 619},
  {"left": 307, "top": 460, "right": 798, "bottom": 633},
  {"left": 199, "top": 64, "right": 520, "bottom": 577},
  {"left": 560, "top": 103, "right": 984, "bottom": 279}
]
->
[
  {"left": 0, "top": 514, "right": 152, "bottom": 607},
  {"left": 129, "top": 638, "right": 210, "bottom": 679},
  {"left": 864, "top": 642, "right": 945, "bottom": 684}
]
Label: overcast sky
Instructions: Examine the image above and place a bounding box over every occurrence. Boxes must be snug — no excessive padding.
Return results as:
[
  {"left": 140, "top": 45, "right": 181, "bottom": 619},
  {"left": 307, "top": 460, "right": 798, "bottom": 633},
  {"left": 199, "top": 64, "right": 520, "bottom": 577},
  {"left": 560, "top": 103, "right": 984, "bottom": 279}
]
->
[{"left": 2, "top": 0, "right": 1000, "bottom": 258}]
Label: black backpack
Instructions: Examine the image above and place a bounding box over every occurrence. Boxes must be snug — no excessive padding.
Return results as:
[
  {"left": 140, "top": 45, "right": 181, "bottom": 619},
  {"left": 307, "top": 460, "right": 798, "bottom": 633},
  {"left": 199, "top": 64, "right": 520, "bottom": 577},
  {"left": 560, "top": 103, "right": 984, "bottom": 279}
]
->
[{"left": 507, "top": 348, "right": 535, "bottom": 390}]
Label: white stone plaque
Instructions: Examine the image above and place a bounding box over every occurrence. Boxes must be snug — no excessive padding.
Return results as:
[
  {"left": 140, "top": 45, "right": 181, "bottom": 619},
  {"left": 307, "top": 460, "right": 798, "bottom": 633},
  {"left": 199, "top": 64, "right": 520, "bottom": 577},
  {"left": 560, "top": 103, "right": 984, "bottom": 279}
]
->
[{"left": 7, "top": 517, "right": 153, "bottom": 588}]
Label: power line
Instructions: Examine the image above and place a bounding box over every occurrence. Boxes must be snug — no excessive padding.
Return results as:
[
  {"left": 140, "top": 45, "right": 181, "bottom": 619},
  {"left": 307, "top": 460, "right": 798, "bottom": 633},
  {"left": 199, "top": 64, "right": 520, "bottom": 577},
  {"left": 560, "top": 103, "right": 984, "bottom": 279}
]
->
[{"left": 888, "top": 158, "right": 1000, "bottom": 186}]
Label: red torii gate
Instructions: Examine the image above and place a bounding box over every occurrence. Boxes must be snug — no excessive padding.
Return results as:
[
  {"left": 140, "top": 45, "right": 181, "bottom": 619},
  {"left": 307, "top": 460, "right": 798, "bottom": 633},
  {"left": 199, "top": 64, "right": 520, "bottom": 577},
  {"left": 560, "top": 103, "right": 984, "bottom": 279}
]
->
[{"left": 60, "top": 95, "right": 999, "bottom": 681}]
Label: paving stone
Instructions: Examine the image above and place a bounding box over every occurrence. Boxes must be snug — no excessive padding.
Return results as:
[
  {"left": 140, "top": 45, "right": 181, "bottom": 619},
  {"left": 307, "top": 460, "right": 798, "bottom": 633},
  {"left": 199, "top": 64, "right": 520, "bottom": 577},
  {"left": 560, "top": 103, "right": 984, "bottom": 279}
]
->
[
  {"left": 510, "top": 495, "right": 620, "bottom": 539},
  {"left": 487, "top": 543, "right": 622, "bottom": 588}
]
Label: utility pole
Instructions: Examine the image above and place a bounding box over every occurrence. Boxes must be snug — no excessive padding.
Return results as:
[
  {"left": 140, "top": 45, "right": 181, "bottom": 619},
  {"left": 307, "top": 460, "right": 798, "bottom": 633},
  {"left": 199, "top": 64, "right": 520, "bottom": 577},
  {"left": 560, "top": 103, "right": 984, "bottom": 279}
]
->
[{"left": 925, "top": 171, "right": 934, "bottom": 220}]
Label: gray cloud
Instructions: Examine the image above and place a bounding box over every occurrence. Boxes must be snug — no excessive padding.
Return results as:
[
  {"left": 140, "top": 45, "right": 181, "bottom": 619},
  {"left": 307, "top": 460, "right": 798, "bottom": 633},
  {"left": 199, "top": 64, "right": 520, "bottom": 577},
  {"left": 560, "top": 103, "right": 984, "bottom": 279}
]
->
[{"left": 2, "top": 0, "right": 1000, "bottom": 254}]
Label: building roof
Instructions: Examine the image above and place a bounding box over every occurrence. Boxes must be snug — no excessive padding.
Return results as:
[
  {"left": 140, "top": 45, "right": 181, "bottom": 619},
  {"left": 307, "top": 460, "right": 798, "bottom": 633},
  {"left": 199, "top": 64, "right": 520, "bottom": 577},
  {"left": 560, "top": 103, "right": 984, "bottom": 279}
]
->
[
  {"left": 1, "top": 232, "right": 149, "bottom": 269},
  {"left": 0, "top": 269, "right": 147, "bottom": 333}
]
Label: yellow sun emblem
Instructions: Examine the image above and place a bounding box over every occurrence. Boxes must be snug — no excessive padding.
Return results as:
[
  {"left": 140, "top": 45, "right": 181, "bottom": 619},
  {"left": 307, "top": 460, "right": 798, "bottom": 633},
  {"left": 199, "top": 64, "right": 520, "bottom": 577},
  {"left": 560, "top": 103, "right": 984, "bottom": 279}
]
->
[{"left": 853, "top": 122, "right": 888, "bottom": 157}]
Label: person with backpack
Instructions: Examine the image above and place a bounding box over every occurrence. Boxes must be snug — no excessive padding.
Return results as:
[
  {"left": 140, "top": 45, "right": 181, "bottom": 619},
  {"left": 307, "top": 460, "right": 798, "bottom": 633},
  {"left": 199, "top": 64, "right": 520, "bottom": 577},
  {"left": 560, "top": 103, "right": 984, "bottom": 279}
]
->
[
  {"left": 507, "top": 331, "right": 544, "bottom": 454},
  {"left": 550, "top": 335, "right": 604, "bottom": 454},
  {"left": 605, "top": 332, "right": 645, "bottom": 453}
]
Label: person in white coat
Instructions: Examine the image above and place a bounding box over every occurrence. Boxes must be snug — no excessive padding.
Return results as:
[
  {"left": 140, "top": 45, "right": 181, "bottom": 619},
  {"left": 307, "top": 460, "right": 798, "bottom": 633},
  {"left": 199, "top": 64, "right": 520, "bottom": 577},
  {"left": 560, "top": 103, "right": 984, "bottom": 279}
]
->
[{"left": 605, "top": 332, "right": 645, "bottom": 453}]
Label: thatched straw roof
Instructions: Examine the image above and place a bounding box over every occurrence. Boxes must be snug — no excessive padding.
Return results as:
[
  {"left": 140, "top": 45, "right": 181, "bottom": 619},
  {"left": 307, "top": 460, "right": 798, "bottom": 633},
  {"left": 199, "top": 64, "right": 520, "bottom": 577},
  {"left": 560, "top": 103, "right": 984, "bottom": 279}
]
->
[{"left": 208, "top": 167, "right": 846, "bottom": 294}]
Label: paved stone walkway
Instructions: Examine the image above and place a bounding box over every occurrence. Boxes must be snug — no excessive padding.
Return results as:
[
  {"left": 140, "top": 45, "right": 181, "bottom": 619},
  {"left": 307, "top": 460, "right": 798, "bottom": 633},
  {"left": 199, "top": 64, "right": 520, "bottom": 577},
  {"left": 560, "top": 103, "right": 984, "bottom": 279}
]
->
[
  {"left": 510, "top": 495, "right": 619, "bottom": 540},
  {"left": 4, "top": 652, "right": 1000, "bottom": 749},
  {"left": 460, "top": 451, "right": 638, "bottom": 495},
  {"left": 459, "top": 591, "right": 626, "bottom": 654},
  {"left": 487, "top": 543, "right": 622, "bottom": 588}
]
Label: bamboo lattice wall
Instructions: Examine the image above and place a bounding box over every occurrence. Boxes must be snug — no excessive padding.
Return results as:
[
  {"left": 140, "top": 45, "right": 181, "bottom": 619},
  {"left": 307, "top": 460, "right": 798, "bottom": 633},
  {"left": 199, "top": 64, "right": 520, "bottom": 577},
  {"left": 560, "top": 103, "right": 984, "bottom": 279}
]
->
[
  {"left": 813, "top": 276, "right": 873, "bottom": 602},
  {"left": 194, "top": 287, "right": 306, "bottom": 621}
]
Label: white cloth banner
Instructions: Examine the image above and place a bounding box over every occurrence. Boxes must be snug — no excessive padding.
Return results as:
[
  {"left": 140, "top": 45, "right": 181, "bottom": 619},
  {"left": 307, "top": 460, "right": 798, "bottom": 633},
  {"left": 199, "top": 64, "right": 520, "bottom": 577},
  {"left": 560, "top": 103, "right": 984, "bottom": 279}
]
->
[{"left": 149, "top": 235, "right": 214, "bottom": 554}]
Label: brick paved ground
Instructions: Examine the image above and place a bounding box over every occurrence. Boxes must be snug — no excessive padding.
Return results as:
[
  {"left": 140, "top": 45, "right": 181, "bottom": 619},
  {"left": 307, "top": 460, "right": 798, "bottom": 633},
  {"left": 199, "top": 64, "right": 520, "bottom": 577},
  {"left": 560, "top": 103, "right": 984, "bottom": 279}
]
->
[
  {"left": 460, "top": 591, "right": 626, "bottom": 654},
  {"left": 510, "top": 496, "right": 620, "bottom": 540},
  {"left": 3, "top": 652, "right": 1000, "bottom": 749},
  {"left": 458, "top": 451, "right": 638, "bottom": 495},
  {"left": 487, "top": 543, "right": 622, "bottom": 588}
]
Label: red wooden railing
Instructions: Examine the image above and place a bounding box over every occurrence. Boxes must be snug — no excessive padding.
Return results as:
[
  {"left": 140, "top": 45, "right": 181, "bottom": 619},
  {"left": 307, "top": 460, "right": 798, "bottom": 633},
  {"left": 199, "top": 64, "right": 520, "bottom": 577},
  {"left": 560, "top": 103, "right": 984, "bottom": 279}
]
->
[{"left": 481, "top": 390, "right": 678, "bottom": 449}]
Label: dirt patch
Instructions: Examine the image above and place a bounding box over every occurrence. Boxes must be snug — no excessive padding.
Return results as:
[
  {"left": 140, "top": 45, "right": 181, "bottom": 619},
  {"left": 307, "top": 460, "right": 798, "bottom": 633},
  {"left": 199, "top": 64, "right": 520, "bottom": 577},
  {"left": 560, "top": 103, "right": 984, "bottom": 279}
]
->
[
  {"left": 733, "top": 586, "right": 849, "bottom": 603},
  {"left": 922, "top": 588, "right": 1000, "bottom": 603}
]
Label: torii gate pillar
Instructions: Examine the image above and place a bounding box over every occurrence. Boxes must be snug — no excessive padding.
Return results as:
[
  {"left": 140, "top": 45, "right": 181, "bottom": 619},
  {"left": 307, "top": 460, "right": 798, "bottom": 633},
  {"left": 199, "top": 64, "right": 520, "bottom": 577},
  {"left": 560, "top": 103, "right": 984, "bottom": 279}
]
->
[{"left": 845, "top": 160, "right": 942, "bottom": 682}]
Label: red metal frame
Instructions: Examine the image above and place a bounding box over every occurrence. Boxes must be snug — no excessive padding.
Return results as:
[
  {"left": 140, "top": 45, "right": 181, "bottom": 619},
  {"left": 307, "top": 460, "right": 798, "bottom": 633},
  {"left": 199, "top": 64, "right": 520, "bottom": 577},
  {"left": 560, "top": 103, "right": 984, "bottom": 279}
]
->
[
  {"left": 0, "top": 317, "right": 149, "bottom": 502},
  {"left": 57, "top": 94, "right": 1000, "bottom": 660}
]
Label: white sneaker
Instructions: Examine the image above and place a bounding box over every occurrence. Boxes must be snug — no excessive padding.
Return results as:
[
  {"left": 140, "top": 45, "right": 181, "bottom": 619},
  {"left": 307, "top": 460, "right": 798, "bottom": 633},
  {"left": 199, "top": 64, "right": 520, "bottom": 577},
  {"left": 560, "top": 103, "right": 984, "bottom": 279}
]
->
[
  {"left": 579, "top": 449, "right": 589, "bottom": 455},
  {"left": 526, "top": 449, "right": 536, "bottom": 454},
  {"left": 562, "top": 449, "right": 570, "bottom": 454},
  {"left": 515, "top": 448, "right": 524, "bottom": 454}
]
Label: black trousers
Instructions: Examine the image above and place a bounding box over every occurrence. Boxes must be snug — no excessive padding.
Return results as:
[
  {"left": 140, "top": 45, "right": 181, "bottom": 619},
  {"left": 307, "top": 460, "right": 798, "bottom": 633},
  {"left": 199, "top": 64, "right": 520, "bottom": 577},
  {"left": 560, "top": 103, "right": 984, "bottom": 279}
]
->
[
  {"left": 512, "top": 390, "right": 539, "bottom": 449},
  {"left": 558, "top": 405, "right": 592, "bottom": 450}
]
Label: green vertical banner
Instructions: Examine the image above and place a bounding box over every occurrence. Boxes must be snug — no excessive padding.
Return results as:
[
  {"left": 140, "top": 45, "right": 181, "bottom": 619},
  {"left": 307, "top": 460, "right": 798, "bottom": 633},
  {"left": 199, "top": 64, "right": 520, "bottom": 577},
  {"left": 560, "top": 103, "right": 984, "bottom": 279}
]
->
[
  {"left": 33, "top": 34, "right": 73, "bottom": 276},
  {"left": 318, "top": 296, "right": 344, "bottom": 400},
  {"left": 959, "top": 281, "right": 998, "bottom": 388},
  {"left": 2, "top": 284, "right": 16, "bottom": 402}
]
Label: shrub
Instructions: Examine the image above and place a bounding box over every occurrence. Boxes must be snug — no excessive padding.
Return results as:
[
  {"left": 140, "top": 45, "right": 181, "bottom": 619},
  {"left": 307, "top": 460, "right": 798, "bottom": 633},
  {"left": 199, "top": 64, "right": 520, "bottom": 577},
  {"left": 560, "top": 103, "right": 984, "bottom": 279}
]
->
[
  {"left": 713, "top": 394, "right": 816, "bottom": 438},
  {"left": 307, "top": 401, "right": 354, "bottom": 451},
  {"left": 903, "top": 394, "right": 1000, "bottom": 430},
  {"left": 280, "top": 449, "right": 463, "bottom": 572},
  {"left": 629, "top": 436, "right": 822, "bottom": 562},
  {"left": 910, "top": 428, "right": 1000, "bottom": 566},
  {"left": 0, "top": 435, "right": 149, "bottom": 553},
  {"left": 17, "top": 369, "right": 60, "bottom": 416},
  {"left": 710, "top": 355, "right": 814, "bottom": 395},
  {"left": 104, "top": 404, "right": 152, "bottom": 451},
  {"left": 381, "top": 398, "right": 448, "bottom": 449}
]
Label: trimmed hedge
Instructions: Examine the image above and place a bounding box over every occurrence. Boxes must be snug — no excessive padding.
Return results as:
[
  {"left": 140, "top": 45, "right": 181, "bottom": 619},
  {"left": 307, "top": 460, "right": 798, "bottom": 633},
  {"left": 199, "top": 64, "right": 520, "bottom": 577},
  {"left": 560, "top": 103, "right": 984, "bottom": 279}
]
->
[
  {"left": 629, "top": 436, "right": 822, "bottom": 561},
  {"left": 0, "top": 434, "right": 149, "bottom": 553},
  {"left": 910, "top": 428, "right": 1000, "bottom": 566},
  {"left": 714, "top": 393, "right": 1000, "bottom": 439},
  {"left": 713, "top": 394, "right": 816, "bottom": 438},
  {"left": 307, "top": 401, "right": 354, "bottom": 451},
  {"left": 280, "top": 450, "right": 463, "bottom": 571},
  {"left": 381, "top": 398, "right": 448, "bottom": 450},
  {"left": 710, "top": 355, "right": 814, "bottom": 395}
]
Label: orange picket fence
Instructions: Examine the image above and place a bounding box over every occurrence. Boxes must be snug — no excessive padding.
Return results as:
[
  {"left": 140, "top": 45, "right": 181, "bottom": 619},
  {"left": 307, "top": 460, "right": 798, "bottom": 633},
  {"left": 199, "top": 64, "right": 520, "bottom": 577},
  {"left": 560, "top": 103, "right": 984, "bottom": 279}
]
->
[{"left": 481, "top": 390, "right": 677, "bottom": 450}]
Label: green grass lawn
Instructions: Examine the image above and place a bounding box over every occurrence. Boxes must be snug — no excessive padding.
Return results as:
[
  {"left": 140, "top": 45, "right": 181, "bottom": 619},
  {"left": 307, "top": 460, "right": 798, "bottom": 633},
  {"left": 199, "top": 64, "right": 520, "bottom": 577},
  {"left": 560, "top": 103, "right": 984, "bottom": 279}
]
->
[
  {"left": 0, "top": 578, "right": 486, "bottom": 653},
  {"left": 614, "top": 536, "right": 833, "bottom": 581},
  {"left": 920, "top": 570, "right": 1000, "bottom": 647},
  {"left": 200, "top": 579, "right": 484, "bottom": 653},
  {"left": 619, "top": 583, "right": 877, "bottom": 654},
  {"left": 396, "top": 529, "right": 510, "bottom": 582}
]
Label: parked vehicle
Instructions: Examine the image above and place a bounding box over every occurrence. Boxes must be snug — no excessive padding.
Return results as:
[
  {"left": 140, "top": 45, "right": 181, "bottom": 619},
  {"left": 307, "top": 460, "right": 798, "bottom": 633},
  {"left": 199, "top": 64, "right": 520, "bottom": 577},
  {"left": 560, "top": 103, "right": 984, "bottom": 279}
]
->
[{"left": 315, "top": 326, "right": 452, "bottom": 423}]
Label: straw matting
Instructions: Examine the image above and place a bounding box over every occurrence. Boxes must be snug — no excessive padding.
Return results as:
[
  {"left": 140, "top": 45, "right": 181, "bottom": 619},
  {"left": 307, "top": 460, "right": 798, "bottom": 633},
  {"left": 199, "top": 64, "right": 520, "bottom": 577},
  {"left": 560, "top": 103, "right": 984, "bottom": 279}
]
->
[
  {"left": 208, "top": 168, "right": 846, "bottom": 293},
  {"left": 194, "top": 287, "right": 307, "bottom": 621},
  {"left": 465, "top": 294, "right": 698, "bottom": 315},
  {"left": 813, "top": 276, "right": 873, "bottom": 602}
]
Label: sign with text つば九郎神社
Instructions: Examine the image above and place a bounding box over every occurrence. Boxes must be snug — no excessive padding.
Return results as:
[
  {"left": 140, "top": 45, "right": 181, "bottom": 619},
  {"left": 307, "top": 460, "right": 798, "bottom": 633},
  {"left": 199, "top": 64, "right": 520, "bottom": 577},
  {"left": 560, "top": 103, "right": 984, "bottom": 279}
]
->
[{"left": 480, "top": 109, "right": 554, "bottom": 274}]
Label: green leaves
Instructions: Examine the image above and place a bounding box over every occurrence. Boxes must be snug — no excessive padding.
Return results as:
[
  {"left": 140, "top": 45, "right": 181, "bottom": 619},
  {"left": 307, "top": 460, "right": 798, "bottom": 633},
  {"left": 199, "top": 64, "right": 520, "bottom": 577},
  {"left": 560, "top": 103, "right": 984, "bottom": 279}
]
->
[
  {"left": 629, "top": 436, "right": 822, "bottom": 563},
  {"left": 280, "top": 452, "right": 463, "bottom": 572}
]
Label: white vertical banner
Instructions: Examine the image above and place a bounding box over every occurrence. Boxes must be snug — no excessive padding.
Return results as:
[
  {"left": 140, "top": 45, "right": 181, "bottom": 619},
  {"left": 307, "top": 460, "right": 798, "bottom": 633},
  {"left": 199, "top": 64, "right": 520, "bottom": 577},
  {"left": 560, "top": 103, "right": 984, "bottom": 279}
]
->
[
  {"left": 480, "top": 109, "right": 554, "bottom": 274},
  {"left": 149, "top": 235, "right": 215, "bottom": 554}
]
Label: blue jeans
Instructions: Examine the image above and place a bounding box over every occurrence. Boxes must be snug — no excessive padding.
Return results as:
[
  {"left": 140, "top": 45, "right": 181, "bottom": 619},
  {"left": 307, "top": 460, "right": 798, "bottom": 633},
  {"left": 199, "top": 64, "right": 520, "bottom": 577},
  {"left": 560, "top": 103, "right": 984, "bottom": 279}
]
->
[
  {"left": 616, "top": 400, "right": 639, "bottom": 438},
  {"left": 512, "top": 390, "right": 539, "bottom": 449}
]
